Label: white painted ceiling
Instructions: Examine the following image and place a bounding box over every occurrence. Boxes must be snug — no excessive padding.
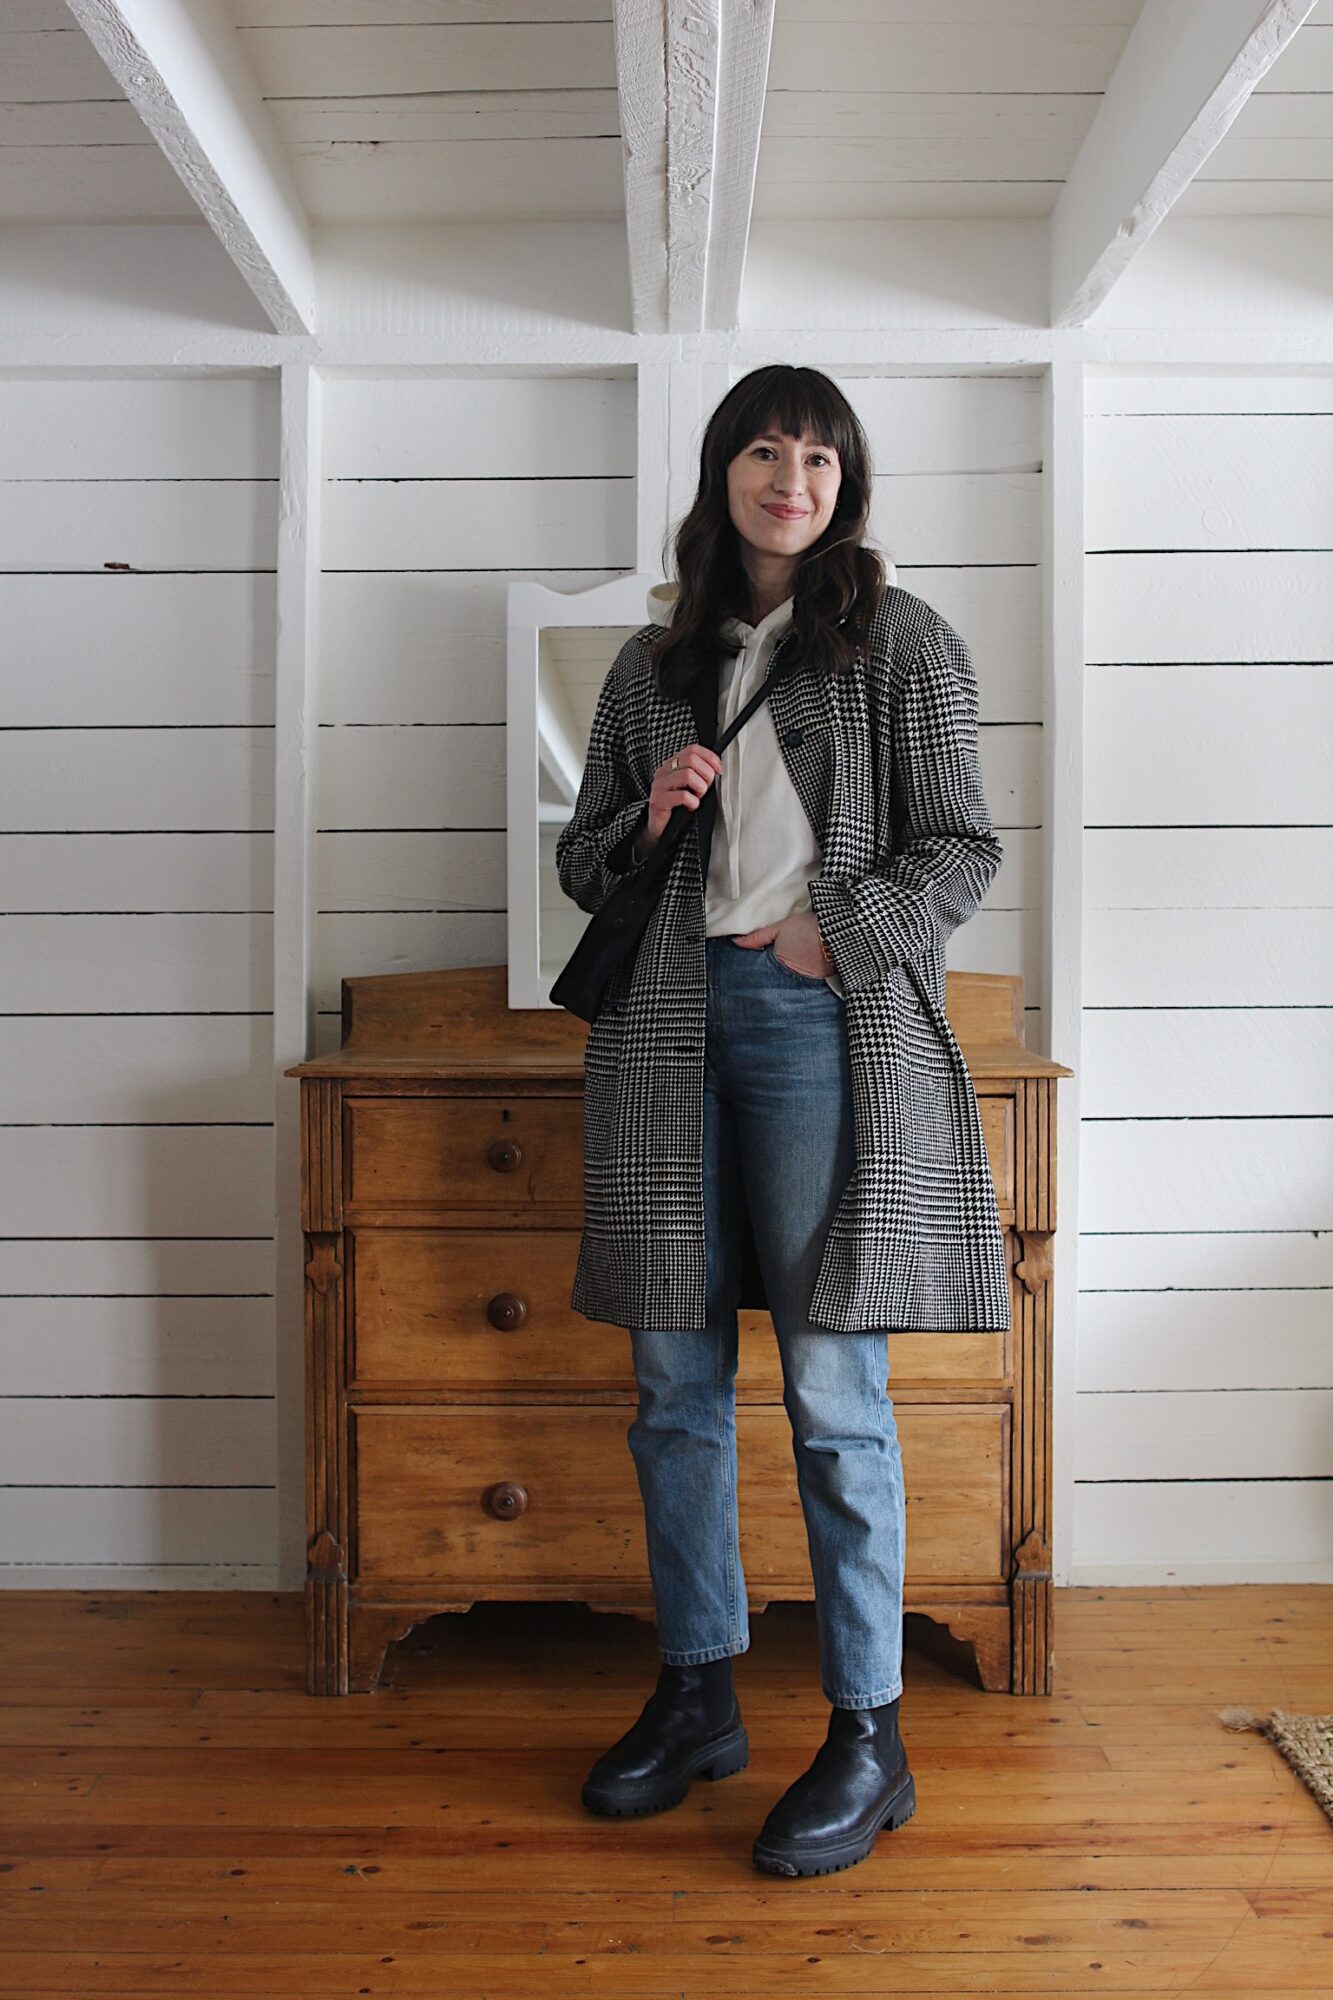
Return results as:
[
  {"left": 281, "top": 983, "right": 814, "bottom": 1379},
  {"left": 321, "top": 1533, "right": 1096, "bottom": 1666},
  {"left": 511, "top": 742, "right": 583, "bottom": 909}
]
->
[
  {"left": 2, "top": 0, "right": 196, "bottom": 221},
  {"left": 4, "top": 0, "right": 1333, "bottom": 227}
]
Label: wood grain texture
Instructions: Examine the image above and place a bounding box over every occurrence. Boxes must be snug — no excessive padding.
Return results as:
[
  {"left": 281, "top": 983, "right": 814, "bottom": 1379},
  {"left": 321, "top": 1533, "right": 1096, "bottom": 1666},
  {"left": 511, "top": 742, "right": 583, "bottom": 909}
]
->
[{"left": 0, "top": 1581, "right": 1329, "bottom": 1994}]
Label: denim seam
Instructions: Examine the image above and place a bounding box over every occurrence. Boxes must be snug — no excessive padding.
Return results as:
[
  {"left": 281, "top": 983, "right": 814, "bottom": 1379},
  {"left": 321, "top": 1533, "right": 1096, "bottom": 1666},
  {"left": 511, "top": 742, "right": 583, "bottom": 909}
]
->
[
  {"left": 823, "top": 1680, "right": 904, "bottom": 1708},
  {"left": 716, "top": 1324, "right": 743, "bottom": 1650},
  {"left": 660, "top": 1637, "right": 750, "bottom": 1665}
]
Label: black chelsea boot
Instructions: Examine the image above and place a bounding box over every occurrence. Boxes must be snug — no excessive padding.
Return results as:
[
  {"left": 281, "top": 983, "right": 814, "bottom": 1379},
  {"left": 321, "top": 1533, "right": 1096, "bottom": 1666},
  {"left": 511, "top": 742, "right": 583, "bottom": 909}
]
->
[
  {"left": 752, "top": 1693, "right": 916, "bottom": 1876},
  {"left": 581, "top": 1656, "right": 749, "bottom": 1818}
]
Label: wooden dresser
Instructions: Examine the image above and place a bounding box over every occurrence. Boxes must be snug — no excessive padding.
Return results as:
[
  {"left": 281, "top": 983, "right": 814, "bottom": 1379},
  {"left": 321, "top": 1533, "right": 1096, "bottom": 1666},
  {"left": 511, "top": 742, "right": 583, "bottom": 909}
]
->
[{"left": 285, "top": 965, "right": 1071, "bottom": 1697}]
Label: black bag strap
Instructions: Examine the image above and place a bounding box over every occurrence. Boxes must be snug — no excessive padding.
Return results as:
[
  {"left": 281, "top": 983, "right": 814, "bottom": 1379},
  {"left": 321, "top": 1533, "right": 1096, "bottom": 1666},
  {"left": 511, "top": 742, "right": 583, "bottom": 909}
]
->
[{"left": 633, "top": 640, "right": 803, "bottom": 891}]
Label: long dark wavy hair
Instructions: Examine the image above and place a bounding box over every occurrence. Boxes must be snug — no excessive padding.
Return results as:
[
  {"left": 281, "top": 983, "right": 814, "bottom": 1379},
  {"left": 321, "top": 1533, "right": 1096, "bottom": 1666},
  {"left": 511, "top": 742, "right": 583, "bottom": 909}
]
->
[{"left": 649, "top": 365, "right": 889, "bottom": 701}]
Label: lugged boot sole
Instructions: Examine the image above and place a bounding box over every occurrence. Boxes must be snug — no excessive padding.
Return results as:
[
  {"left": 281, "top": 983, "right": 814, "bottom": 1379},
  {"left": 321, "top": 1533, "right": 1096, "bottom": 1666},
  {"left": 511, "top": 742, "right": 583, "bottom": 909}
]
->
[
  {"left": 752, "top": 1769, "right": 917, "bottom": 1876},
  {"left": 581, "top": 1722, "right": 750, "bottom": 1818}
]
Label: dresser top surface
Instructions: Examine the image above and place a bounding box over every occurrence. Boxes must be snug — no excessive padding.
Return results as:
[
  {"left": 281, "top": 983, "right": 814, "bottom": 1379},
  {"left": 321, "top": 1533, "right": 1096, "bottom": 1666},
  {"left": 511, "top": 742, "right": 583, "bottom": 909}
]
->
[{"left": 285, "top": 966, "right": 1073, "bottom": 1082}]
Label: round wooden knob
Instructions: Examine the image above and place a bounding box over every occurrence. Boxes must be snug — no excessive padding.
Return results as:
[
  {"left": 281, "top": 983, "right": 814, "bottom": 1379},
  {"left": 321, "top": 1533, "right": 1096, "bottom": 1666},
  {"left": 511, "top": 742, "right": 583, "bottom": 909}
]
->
[
  {"left": 487, "top": 1292, "right": 528, "bottom": 1330},
  {"left": 486, "top": 1138, "right": 523, "bottom": 1173},
  {"left": 484, "top": 1481, "right": 528, "bottom": 1519}
]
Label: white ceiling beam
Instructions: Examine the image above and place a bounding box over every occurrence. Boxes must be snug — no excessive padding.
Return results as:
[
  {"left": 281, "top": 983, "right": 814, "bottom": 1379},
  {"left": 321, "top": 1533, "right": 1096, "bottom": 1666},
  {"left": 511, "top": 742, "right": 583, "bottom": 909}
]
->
[
  {"left": 615, "top": 0, "right": 775, "bottom": 335},
  {"left": 64, "top": 0, "right": 317, "bottom": 335},
  {"left": 1049, "top": 0, "right": 1318, "bottom": 328}
]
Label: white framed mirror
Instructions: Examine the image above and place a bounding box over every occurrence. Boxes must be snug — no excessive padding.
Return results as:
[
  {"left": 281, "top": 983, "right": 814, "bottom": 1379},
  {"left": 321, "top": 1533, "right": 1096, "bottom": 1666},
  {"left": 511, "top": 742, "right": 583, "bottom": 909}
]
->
[{"left": 506, "top": 574, "right": 661, "bottom": 1009}]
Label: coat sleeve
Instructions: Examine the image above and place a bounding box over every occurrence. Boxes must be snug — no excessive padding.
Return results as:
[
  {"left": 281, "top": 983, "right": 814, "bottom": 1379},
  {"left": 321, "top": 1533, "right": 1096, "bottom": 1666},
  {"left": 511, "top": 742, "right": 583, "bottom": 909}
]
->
[
  {"left": 807, "top": 613, "right": 1003, "bottom": 993},
  {"left": 554, "top": 657, "right": 652, "bottom": 916}
]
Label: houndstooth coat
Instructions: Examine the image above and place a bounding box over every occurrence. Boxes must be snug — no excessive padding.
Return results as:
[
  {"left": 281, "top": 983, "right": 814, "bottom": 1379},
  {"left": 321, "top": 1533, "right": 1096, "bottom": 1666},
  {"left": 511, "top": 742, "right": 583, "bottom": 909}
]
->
[{"left": 555, "top": 582, "right": 1011, "bottom": 1334}]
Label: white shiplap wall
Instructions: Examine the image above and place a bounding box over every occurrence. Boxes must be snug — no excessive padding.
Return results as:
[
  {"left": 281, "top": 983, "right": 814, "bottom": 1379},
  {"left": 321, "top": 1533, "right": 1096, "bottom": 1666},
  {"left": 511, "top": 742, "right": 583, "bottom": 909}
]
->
[
  {"left": 312, "top": 370, "right": 636, "bottom": 1050},
  {"left": 0, "top": 374, "right": 279, "bottom": 1583},
  {"left": 1077, "top": 369, "right": 1333, "bottom": 1582}
]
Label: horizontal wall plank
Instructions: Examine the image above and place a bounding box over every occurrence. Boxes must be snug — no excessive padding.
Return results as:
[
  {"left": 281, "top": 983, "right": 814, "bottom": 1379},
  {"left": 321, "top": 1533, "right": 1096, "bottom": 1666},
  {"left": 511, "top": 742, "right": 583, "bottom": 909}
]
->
[
  {"left": 0, "top": 1397, "right": 275, "bottom": 1487},
  {"left": 1071, "top": 1480, "right": 1333, "bottom": 1584},
  {"left": 1086, "top": 370, "right": 1333, "bottom": 416},
  {"left": 315, "top": 829, "right": 504, "bottom": 913},
  {"left": 322, "top": 477, "right": 634, "bottom": 571},
  {"left": 0, "top": 1488, "right": 274, "bottom": 1570},
  {"left": 1081, "top": 1009, "right": 1329, "bottom": 1117},
  {"left": 0, "top": 379, "right": 278, "bottom": 479},
  {"left": 1085, "top": 826, "right": 1333, "bottom": 909},
  {"left": 1084, "top": 909, "right": 1331, "bottom": 1006},
  {"left": 322, "top": 373, "right": 633, "bottom": 478},
  {"left": 0, "top": 574, "right": 277, "bottom": 726},
  {"left": 850, "top": 371, "right": 1044, "bottom": 472},
  {"left": 1077, "top": 1230, "right": 1333, "bottom": 1293},
  {"left": 0, "top": 1018, "right": 275, "bottom": 1121},
  {"left": 1, "top": 833, "right": 272, "bottom": 914},
  {"left": 315, "top": 724, "right": 505, "bottom": 830},
  {"left": 1086, "top": 551, "right": 1333, "bottom": 663},
  {"left": 319, "top": 568, "right": 617, "bottom": 723},
  {"left": 1080, "top": 1120, "right": 1329, "bottom": 1234},
  {"left": 0, "top": 1301, "right": 276, "bottom": 1396},
  {"left": 1087, "top": 413, "right": 1333, "bottom": 550},
  {"left": 870, "top": 475, "right": 1040, "bottom": 568},
  {"left": 0, "top": 916, "right": 273, "bottom": 1011},
  {"left": 1075, "top": 1388, "right": 1333, "bottom": 1481},
  {"left": 0, "top": 1237, "right": 274, "bottom": 1296},
  {"left": 0, "top": 482, "right": 278, "bottom": 573},
  {"left": 0, "top": 1130, "right": 275, "bottom": 1237},
  {"left": 0, "top": 731, "right": 274, "bottom": 833},
  {"left": 1084, "top": 663, "right": 1331, "bottom": 825},
  {"left": 1077, "top": 1291, "right": 1333, "bottom": 1392}
]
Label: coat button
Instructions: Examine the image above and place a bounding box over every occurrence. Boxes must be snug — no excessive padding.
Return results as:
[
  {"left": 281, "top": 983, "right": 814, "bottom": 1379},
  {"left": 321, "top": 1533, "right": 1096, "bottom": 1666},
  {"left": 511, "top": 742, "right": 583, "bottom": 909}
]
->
[{"left": 783, "top": 727, "right": 804, "bottom": 749}]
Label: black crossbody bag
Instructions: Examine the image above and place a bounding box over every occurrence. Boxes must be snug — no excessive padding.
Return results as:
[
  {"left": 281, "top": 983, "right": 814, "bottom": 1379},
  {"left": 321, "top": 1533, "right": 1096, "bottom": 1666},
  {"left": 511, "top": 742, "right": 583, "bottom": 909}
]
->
[{"left": 549, "top": 647, "right": 803, "bottom": 1023}]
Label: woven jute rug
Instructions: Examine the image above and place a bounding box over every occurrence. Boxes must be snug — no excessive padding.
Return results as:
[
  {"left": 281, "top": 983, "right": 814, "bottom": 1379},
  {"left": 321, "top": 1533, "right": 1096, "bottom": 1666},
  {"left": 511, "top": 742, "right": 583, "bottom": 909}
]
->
[{"left": 1219, "top": 1705, "right": 1333, "bottom": 1825}]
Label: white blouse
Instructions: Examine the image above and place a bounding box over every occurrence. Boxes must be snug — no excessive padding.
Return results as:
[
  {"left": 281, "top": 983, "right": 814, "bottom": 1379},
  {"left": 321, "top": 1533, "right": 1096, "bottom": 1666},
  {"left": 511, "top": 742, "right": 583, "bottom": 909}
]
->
[{"left": 645, "top": 582, "right": 844, "bottom": 998}]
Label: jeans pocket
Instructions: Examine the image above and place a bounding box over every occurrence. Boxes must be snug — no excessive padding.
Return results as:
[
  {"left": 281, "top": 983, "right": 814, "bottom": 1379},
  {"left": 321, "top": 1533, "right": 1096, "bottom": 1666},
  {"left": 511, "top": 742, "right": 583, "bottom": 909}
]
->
[{"left": 767, "top": 940, "right": 831, "bottom": 985}]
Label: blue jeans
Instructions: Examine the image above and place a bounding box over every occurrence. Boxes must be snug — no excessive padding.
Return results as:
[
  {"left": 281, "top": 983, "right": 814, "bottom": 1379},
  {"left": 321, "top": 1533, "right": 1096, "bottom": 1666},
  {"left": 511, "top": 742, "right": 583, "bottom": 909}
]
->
[{"left": 626, "top": 934, "right": 906, "bottom": 1709}]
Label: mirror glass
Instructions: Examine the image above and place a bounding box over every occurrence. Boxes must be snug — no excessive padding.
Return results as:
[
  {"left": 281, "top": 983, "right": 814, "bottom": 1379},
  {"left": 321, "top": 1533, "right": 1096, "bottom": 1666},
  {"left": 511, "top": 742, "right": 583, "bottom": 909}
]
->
[{"left": 537, "top": 623, "right": 641, "bottom": 985}]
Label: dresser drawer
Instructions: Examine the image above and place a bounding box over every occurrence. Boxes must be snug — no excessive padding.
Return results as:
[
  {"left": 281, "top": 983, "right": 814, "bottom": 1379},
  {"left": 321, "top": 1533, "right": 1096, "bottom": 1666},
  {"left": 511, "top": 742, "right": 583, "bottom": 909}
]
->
[
  {"left": 345, "top": 1097, "right": 583, "bottom": 1214},
  {"left": 349, "top": 1229, "right": 632, "bottom": 1391},
  {"left": 349, "top": 1229, "right": 1012, "bottom": 1395},
  {"left": 350, "top": 1404, "right": 1009, "bottom": 1588}
]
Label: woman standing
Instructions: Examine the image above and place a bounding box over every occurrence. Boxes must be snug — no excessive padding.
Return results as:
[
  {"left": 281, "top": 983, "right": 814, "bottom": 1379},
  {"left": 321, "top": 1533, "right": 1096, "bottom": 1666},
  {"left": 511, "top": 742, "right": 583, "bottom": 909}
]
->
[{"left": 555, "top": 365, "right": 1009, "bottom": 1877}]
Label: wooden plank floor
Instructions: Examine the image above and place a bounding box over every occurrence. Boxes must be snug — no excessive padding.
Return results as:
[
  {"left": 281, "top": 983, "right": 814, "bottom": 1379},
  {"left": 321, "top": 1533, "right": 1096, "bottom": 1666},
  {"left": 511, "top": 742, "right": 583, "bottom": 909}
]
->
[{"left": 0, "top": 1586, "right": 1329, "bottom": 1997}]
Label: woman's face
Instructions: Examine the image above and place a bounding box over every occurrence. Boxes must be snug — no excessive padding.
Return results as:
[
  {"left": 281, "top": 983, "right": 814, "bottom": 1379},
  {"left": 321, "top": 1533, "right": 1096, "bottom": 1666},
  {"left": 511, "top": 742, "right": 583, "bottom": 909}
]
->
[{"left": 726, "top": 426, "right": 842, "bottom": 562}]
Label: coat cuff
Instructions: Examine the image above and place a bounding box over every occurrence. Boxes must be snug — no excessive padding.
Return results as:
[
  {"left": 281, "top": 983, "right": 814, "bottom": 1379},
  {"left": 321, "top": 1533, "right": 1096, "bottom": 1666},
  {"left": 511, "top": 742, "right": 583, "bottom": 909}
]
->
[
  {"left": 603, "top": 802, "right": 650, "bottom": 878},
  {"left": 564, "top": 799, "right": 650, "bottom": 913},
  {"left": 807, "top": 875, "right": 908, "bottom": 994}
]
